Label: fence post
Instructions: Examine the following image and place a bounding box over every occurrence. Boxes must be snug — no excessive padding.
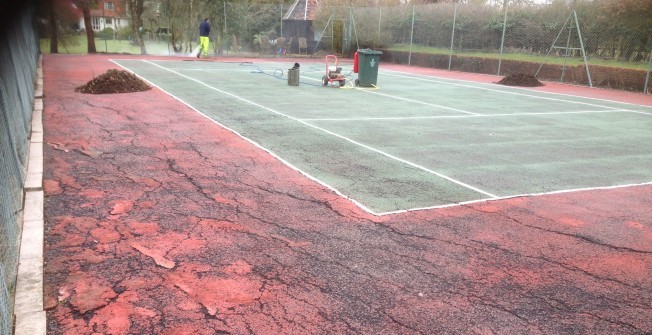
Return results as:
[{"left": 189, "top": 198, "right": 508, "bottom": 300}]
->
[
  {"left": 497, "top": 0, "right": 508, "bottom": 76},
  {"left": 167, "top": 2, "right": 171, "bottom": 56},
  {"left": 645, "top": 47, "right": 652, "bottom": 94},
  {"left": 409, "top": 4, "right": 415, "bottom": 66},
  {"left": 377, "top": 7, "right": 382, "bottom": 49},
  {"left": 280, "top": 4, "right": 283, "bottom": 37},
  {"left": 223, "top": 1, "right": 227, "bottom": 56},
  {"left": 448, "top": 2, "right": 457, "bottom": 71},
  {"left": 573, "top": 9, "right": 592, "bottom": 87}
]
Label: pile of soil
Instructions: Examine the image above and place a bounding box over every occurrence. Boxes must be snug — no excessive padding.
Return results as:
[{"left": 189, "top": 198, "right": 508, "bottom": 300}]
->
[
  {"left": 75, "top": 69, "right": 151, "bottom": 94},
  {"left": 496, "top": 73, "right": 544, "bottom": 87}
]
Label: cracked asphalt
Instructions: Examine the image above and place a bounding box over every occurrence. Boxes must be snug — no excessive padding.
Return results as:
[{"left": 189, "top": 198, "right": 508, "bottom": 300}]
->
[{"left": 42, "top": 54, "right": 652, "bottom": 334}]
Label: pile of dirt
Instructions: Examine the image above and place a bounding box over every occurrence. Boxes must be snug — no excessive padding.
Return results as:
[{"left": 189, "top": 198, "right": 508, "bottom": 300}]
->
[
  {"left": 496, "top": 73, "right": 544, "bottom": 87},
  {"left": 75, "top": 69, "right": 151, "bottom": 94}
]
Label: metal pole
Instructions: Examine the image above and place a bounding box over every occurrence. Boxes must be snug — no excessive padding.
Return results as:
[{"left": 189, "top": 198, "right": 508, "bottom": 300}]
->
[
  {"left": 167, "top": 0, "right": 171, "bottom": 56},
  {"left": 408, "top": 4, "right": 415, "bottom": 66},
  {"left": 497, "top": 0, "right": 508, "bottom": 76},
  {"left": 313, "top": 13, "right": 333, "bottom": 54},
  {"left": 644, "top": 48, "right": 652, "bottom": 94},
  {"left": 351, "top": 9, "right": 359, "bottom": 51},
  {"left": 102, "top": 3, "right": 107, "bottom": 52},
  {"left": 573, "top": 9, "right": 592, "bottom": 87},
  {"left": 224, "top": 1, "right": 227, "bottom": 56},
  {"left": 448, "top": 3, "right": 457, "bottom": 71},
  {"left": 561, "top": 17, "right": 572, "bottom": 83},
  {"left": 280, "top": 4, "right": 283, "bottom": 37},
  {"left": 535, "top": 12, "right": 571, "bottom": 77},
  {"left": 345, "top": 7, "right": 352, "bottom": 54},
  {"left": 377, "top": 6, "right": 382, "bottom": 49}
]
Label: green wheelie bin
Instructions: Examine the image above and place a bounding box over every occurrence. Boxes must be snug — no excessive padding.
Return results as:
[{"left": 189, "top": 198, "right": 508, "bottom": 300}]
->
[{"left": 355, "top": 49, "right": 382, "bottom": 87}]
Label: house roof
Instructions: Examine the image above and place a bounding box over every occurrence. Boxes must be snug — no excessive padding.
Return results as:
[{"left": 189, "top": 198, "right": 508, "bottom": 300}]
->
[
  {"left": 283, "top": 0, "right": 319, "bottom": 21},
  {"left": 61, "top": 0, "right": 82, "bottom": 21},
  {"left": 89, "top": 0, "right": 128, "bottom": 18}
]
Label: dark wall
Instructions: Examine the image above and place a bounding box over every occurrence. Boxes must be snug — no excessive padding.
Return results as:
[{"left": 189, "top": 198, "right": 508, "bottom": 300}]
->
[{"left": 282, "top": 19, "right": 313, "bottom": 41}]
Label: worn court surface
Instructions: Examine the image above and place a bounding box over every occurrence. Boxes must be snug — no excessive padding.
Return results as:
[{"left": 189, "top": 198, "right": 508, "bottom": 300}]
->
[
  {"left": 110, "top": 58, "right": 652, "bottom": 215},
  {"left": 42, "top": 54, "right": 651, "bottom": 334}
]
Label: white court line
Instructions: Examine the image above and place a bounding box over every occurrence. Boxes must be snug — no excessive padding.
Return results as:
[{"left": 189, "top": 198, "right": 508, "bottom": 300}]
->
[
  {"left": 375, "top": 181, "right": 652, "bottom": 216},
  {"left": 122, "top": 59, "right": 498, "bottom": 199},
  {"left": 360, "top": 90, "right": 479, "bottom": 115},
  {"left": 300, "top": 109, "right": 630, "bottom": 121},
  {"left": 166, "top": 68, "right": 261, "bottom": 71},
  {"left": 298, "top": 72, "right": 478, "bottom": 116},
  {"left": 110, "top": 59, "right": 651, "bottom": 217},
  {"left": 299, "top": 69, "right": 648, "bottom": 118},
  {"left": 381, "top": 70, "right": 652, "bottom": 114},
  {"left": 110, "top": 59, "right": 377, "bottom": 214}
]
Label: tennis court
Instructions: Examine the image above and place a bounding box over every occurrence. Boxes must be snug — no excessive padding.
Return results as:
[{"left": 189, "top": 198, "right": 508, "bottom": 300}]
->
[{"left": 113, "top": 59, "right": 652, "bottom": 215}]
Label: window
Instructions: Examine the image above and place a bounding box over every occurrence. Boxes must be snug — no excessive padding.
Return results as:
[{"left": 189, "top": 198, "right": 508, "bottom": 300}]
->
[
  {"left": 104, "top": 2, "right": 114, "bottom": 10},
  {"left": 92, "top": 17, "right": 100, "bottom": 31},
  {"left": 105, "top": 18, "right": 112, "bottom": 25}
]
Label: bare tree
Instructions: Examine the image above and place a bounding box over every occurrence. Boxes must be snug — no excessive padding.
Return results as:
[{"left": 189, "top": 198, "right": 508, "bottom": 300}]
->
[
  {"left": 73, "top": 0, "right": 97, "bottom": 53},
  {"left": 128, "top": 0, "right": 148, "bottom": 54},
  {"left": 49, "top": 0, "right": 59, "bottom": 53}
]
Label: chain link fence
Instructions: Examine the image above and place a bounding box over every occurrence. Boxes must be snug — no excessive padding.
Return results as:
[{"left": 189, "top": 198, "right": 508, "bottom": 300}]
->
[
  {"left": 345, "top": 1, "right": 652, "bottom": 93},
  {"left": 1, "top": 3, "right": 39, "bottom": 334},
  {"left": 41, "top": 1, "right": 651, "bottom": 92},
  {"left": 43, "top": 0, "right": 652, "bottom": 94}
]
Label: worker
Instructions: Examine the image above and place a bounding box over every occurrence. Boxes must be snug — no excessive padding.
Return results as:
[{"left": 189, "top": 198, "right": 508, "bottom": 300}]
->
[{"left": 198, "top": 18, "right": 210, "bottom": 58}]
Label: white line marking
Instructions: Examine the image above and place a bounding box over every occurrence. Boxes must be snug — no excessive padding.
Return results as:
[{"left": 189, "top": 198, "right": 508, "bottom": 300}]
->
[
  {"left": 374, "top": 181, "right": 652, "bottom": 216},
  {"left": 628, "top": 110, "right": 652, "bottom": 116},
  {"left": 381, "top": 70, "right": 652, "bottom": 113},
  {"left": 300, "top": 109, "right": 630, "bottom": 121},
  {"left": 297, "top": 73, "right": 478, "bottom": 115},
  {"left": 110, "top": 59, "right": 379, "bottom": 215},
  {"left": 361, "top": 90, "right": 479, "bottom": 115},
  {"left": 135, "top": 60, "right": 499, "bottom": 199},
  {"left": 109, "top": 59, "right": 652, "bottom": 216}
]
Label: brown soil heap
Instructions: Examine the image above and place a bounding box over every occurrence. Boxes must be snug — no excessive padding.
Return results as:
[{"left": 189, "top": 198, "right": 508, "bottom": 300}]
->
[
  {"left": 497, "top": 73, "right": 544, "bottom": 87},
  {"left": 75, "top": 69, "right": 151, "bottom": 94}
]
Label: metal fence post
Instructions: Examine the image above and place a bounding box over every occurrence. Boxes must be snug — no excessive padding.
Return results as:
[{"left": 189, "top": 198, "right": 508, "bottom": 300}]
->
[
  {"left": 223, "top": 1, "right": 227, "bottom": 56},
  {"left": 280, "top": 4, "right": 283, "bottom": 37},
  {"left": 497, "top": 0, "right": 508, "bottom": 76},
  {"left": 409, "top": 4, "right": 415, "bottom": 66},
  {"left": 377, "top": 6, "right": 381, "bottom": 49},
  {"left": 573, "top": 9, "right": 592, "bottom": 87},
  {"left": 645, "top": 46, "right": 652, "bottom": 94},
  {"left": 448, "top": 2, "right": 457, "bottom": 71}
]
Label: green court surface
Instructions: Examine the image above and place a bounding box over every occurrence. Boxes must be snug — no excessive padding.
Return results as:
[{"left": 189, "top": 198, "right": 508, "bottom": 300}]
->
[{"left": 113, "top": 59, "right": 652, "bottom": 215}]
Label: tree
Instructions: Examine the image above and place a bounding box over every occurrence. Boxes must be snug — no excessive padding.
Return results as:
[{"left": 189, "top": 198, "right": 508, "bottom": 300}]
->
[
  {"left": 73, "top": 0, "right": 97, "bottom": 53},
  {"left": 600, "top": 0, "right": 652, "bottom": 61},
  {"left": 48, "top": 0, "right": 59, "bottom": 53},
  {"left": 128, "top": 0, "right": 147, "bottom": 54},
  {"left": 40, "top": 0, "right": 85, "bottom": 53}
]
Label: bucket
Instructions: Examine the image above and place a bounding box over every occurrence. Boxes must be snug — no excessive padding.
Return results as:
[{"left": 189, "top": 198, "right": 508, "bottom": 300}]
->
[{"left": 288, "top": 68, "right": 299, "bottom": 86}]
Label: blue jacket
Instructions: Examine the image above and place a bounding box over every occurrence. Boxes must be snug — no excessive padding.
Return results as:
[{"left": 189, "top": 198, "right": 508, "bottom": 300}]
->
[{"left": 199, "top": 20, "right": 210, "bottom": 37}]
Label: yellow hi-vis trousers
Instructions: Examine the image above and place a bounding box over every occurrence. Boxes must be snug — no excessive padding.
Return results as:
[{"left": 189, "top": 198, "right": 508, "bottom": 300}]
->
[{"left": 199, "top": 36, "right": 209, "bottom": 57}]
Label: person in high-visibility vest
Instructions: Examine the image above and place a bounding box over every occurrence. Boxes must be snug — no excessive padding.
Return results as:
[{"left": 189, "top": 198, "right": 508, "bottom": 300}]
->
[{"left": 197, "top": 18, "right": 210, "bottom": 59}]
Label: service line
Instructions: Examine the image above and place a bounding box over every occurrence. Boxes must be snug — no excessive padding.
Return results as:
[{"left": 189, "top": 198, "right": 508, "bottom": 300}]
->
[
  {"left": 382, "top": 70, "right": 652, "bottom": 114},
  {"left": 300, "top": 109, "right": 629, "bottom": 121},
  {"left": 137, "top": 59, "right": 499, "bottom": 200}
]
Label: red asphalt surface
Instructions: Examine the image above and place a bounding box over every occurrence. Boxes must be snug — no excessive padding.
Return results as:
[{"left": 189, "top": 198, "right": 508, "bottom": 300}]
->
[{"left": 42, "top": 54, "right": 652, "bottom": 335}]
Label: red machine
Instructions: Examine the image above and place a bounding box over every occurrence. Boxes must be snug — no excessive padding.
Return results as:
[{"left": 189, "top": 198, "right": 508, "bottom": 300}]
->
[
  {"left": 353, "top": 51, "right": 359, "bottom": 73},
  {"left": 322, "top": 55, "right": 346, "bottom": 87}
]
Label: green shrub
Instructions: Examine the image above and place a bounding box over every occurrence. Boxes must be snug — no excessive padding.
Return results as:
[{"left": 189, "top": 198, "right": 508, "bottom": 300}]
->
[
  {"left": 97, "top": 27, "right": 114, "bottom": 39},
  {"left": 117, "top": 28, "right": 132, "bottom": 40}
]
